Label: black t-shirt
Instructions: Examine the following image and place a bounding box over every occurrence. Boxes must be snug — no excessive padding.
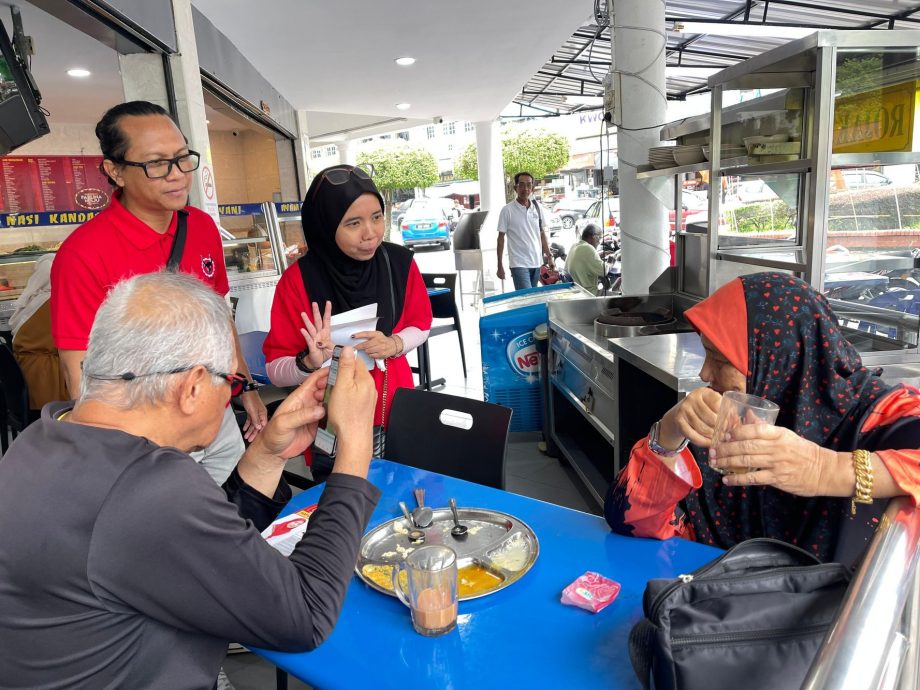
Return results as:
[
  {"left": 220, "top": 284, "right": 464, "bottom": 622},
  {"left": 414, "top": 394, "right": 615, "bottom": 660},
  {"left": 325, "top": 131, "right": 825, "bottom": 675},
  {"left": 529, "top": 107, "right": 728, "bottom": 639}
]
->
[{"left": 0, "top": 402, "right": 380, "bottom": 688}]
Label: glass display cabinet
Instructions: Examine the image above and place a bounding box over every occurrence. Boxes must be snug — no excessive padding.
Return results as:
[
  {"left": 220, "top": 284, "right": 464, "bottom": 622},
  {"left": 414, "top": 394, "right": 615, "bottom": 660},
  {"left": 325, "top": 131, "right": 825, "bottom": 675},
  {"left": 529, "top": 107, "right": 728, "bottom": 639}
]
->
[
  {"left": 220, "top": 201, "right": 305, "bottom": 334},
  {"left": 638, "top": 30, "right": 920, "bottom": 364}
]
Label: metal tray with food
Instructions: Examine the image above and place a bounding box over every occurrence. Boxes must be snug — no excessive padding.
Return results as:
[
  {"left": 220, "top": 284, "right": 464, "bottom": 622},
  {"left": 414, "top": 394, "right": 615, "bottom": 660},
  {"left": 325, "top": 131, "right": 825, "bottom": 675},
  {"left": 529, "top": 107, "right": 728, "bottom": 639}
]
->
[{"left": 356, "top": 507, "right": 539, "bottom": 600}]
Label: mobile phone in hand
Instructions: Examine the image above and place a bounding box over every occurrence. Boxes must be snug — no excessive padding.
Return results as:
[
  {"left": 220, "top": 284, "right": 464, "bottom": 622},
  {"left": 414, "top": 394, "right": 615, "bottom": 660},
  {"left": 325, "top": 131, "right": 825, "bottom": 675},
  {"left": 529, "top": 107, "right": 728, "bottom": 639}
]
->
[{"left": 314, "top": 345, "right": 343, "bottom": 456}]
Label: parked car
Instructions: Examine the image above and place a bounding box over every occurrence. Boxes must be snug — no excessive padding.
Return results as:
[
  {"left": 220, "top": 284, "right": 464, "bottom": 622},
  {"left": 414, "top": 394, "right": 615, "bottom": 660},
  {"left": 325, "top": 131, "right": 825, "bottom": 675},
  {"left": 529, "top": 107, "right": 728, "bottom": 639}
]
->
[
  {"left": 400, "top": 200, "right": 452, "bottom": 250},
  {"left": 552, "top": 198, "right": 596, "bottom": 229},
  {"left": 840, "top": 169, "right": 892, "bottom": 190},
  {"left": 575, "top": 198, "right": 619, "bottom": 234},
  {"left": 395, "top": 197, "right": 460, "bottom": 232},
  {"left": 736, "top": 179, "right": 780, "bottom": 204},
  {"left": 542, "top": 207, "right": 563, "bottom": 235},
  {"left": 668, "top": 190, "right": 709, "bottom": 231}
]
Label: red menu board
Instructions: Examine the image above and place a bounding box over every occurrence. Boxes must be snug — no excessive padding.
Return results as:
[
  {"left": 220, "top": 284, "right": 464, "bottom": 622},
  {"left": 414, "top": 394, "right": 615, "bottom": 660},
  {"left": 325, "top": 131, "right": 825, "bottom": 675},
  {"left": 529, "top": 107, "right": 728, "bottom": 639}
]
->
[{"left": 0, "top": 155, "right": 111, "bottom": 213}]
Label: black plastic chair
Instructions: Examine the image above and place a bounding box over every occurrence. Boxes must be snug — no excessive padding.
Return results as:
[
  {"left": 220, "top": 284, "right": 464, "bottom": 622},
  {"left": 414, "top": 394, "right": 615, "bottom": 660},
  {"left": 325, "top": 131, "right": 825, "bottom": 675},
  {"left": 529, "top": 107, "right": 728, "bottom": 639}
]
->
[
  {"left": 422, "top": 272, "right": 467, "bottom": 379},
  {"left": 386, "top": 388, "right": 512, "bottom": 489},
  {"left": 0, "top": 341, "right": 31, "bottom": 454}
]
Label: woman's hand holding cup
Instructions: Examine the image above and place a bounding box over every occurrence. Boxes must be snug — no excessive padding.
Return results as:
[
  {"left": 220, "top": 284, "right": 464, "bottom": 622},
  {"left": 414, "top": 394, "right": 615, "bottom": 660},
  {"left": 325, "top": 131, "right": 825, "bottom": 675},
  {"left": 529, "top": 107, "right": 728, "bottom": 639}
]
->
[
  {"left": 660, "top": 387, "right": 723, "bottom": 450},
  {"left": 707, "top": 392, "right": 779, "bottom": 476}
]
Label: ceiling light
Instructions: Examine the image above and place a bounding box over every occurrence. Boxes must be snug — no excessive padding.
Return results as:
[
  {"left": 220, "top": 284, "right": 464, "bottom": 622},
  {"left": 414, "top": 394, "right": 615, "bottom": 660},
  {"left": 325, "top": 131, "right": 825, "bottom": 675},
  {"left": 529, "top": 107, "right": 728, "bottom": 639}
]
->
[
  {"left": 672, "top": 21, "right": 817, "bottom": 39},
  {"left": 395, "top": 103, "right": 411, "bottom": 110},
  {"left": 565, "top": 95, "right": 603, "bottom": 106},
  {"left": 67, "top": 68, "right": 91, "bottom": 78},
  {"left": 395, "top": 56, "right": 416, "bottom": 66}
]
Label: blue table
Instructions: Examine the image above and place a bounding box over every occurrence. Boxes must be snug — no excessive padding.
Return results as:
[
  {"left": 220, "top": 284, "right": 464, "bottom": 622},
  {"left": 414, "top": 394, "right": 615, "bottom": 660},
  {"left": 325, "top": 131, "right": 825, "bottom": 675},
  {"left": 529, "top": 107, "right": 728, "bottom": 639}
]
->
[{"left": 253, "top": 460, "right": 721, "bottom": 689}]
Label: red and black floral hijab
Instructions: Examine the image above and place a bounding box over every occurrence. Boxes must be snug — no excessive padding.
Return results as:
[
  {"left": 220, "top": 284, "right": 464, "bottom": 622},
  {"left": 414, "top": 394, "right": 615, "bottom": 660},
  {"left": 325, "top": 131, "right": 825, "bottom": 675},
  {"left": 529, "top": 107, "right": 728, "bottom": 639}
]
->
[
  {"left": 681, "top": 272, "right": 891, "bottom": 561},
  {"left": 686, "top": 272, "right": 889, "bottom": 447}
]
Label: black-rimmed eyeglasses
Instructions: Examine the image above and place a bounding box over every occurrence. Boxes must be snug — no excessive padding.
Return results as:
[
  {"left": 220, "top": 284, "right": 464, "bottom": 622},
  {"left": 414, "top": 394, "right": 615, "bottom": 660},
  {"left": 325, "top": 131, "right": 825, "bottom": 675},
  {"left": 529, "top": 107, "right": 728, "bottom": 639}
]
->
[
  {"left": 112, "top": 151, "right": 201, "bottom": 179},
  {"left": 83, "top": 365, "right": 246, "bottom": 397}
]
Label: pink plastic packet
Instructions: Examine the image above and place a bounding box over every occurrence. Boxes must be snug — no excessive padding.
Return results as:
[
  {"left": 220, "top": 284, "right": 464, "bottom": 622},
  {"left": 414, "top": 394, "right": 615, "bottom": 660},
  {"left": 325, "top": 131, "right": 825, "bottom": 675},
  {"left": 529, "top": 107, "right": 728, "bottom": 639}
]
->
[{"left": 560, "top": 571, "right": 621, "bottom": 613}]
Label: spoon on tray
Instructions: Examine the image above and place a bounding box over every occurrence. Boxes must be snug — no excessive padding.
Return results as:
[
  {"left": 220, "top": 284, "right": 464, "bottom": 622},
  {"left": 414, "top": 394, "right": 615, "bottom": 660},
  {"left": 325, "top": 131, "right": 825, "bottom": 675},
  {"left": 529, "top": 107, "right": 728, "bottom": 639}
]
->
[
  {"left": 398, "top": 501, "right": 426, "bottom": 542},
  {"left": 448, "top": 498, "right": 468, "bottom": 539},
  {"left": 412, "top": 488, "right": 433, "bottom": 528}
]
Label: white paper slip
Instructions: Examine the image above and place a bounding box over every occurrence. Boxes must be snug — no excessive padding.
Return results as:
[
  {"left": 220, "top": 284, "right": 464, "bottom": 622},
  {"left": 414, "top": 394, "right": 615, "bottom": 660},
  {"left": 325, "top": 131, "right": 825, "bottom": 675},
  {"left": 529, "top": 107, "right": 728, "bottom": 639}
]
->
[
  {"left": 329, "top": 303, "right": 384, "bottom": 370},
  {"left": 261, "top": 504, "right": 318, "bottom": 557}
]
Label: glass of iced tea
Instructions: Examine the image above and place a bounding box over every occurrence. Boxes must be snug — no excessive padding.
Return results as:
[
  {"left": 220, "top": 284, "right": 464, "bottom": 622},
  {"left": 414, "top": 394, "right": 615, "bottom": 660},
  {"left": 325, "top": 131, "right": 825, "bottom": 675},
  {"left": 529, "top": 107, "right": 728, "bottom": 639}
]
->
[{"left": 392, "top": 544, "right": 458, "bottom": 636}]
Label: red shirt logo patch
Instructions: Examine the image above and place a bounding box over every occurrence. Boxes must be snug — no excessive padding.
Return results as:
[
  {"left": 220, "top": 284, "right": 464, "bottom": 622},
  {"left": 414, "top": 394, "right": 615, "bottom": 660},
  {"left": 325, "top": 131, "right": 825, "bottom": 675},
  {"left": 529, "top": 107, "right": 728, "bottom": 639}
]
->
[{"left": 201, "top": 254, "right": 215, "bottom": 279}]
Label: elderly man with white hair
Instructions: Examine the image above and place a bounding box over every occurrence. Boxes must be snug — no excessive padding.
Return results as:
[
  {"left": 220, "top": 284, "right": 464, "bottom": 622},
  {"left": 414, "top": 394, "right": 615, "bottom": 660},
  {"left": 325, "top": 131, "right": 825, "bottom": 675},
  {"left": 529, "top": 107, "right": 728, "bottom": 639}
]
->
[{"left": 0, "top": 271, "right": 380, "bottom": 688}]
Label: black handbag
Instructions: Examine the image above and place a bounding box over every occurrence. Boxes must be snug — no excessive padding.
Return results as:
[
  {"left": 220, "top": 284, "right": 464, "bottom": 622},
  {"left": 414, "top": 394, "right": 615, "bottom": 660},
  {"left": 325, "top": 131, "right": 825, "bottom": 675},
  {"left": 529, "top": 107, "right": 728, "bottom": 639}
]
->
[{"left": 629, "top": 538, "right": 851, "bottom": 690}]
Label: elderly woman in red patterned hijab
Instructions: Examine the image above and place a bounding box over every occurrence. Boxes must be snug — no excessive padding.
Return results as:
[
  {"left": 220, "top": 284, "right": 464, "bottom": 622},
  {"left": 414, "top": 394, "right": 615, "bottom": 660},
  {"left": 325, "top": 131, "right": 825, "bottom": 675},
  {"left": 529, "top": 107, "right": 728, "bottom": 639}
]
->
[{"left": 605, "top": 272, "right": 920, "bottom": 565}]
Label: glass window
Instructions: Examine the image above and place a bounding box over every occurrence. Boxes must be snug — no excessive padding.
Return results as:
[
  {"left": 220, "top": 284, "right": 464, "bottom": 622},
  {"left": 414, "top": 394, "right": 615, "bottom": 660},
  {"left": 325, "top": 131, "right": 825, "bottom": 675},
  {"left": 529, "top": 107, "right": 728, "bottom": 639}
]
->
[
  {"left": 443, "top": 122, "right": 455, "bottom": 136},
  {"left": 822, "top": 162, "right": 920, "bottom": 353},
  {"left": 310, "top": 148, "right": 322, "bottom": 160},
  {"left": 219, "top": 208, "right": 277, "bottom": 278},
  {"left": 324, "top": 145, "right": 337, "bottom": 156},
  {"left": 397, "top": 131, "right": 409, "bottom": 141},
  {"left": 426, "top": 125, "right": 435, "bottom": 139},
  {"left": 278, "top": 217, "right": 306, "bottom": 264},
  {"left": 464, "top": 122, "right": 474, "bottom": 133},
  {"left": 718, "top": 173, "right": 800, "bottom": 249}
]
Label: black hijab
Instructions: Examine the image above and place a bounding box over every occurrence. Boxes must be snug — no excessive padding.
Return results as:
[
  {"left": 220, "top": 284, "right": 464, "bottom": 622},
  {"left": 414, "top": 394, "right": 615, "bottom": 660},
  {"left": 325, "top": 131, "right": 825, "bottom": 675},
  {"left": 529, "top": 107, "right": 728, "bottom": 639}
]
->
[
  {"left": 297, "top": 165, "right": 413, "bottom": 335},
  {"left": 682, "top": 273, "right": 892, "bottom": 563}
]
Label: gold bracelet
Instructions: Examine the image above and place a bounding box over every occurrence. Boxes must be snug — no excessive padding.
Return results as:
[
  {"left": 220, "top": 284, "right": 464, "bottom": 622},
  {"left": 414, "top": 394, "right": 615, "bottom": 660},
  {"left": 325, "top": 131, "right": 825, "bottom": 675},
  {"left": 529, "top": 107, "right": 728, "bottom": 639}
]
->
[{"left": 851, "top": 449, "right": 874, "bottom": 516}]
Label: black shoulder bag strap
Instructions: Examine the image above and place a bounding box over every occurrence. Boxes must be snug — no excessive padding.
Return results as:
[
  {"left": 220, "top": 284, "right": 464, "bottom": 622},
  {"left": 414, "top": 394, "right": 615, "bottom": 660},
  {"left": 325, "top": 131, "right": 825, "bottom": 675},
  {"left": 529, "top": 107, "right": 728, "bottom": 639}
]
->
[
  {"left": 532, "top": 199, "right": 543, "bottom": 231},
  {"left": 166, "top": 210, "right": 189, "bottom": 272},
  {"left": 379, "top": 244, "right": 397, "bottom": 326}
]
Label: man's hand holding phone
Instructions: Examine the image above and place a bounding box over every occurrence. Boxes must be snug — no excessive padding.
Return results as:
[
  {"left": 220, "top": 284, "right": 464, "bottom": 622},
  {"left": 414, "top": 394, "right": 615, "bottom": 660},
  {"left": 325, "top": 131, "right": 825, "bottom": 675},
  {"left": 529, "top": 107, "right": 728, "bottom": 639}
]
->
[{"left": 325, "top": 346, "right": 377, "bottom": 477}]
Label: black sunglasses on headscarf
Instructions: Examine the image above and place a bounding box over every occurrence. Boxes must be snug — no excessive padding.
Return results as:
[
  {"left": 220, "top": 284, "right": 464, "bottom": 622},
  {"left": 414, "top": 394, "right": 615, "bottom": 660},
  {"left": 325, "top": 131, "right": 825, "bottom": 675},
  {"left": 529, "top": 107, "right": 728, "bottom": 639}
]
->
[{"left": 312, "top": 164, "right": 376, "bottom": 200}]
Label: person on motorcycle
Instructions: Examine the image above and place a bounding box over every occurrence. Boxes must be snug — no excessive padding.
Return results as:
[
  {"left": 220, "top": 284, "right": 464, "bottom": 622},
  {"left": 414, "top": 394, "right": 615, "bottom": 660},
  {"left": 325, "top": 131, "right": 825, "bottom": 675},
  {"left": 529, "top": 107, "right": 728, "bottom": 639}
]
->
[{"left": 565, "top": 223, "right": 606, "bottom": 294}]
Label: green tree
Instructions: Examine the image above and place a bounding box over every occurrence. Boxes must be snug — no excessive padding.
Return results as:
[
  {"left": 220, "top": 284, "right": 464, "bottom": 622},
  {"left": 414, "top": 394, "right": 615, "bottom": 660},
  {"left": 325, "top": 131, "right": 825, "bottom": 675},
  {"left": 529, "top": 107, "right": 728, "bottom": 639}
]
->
[
  {"left": 454, "top": 129, "right": 571, "bottom": 201},
  {"left": 357, "top": 145, "right": 439, "bottom": 237}
]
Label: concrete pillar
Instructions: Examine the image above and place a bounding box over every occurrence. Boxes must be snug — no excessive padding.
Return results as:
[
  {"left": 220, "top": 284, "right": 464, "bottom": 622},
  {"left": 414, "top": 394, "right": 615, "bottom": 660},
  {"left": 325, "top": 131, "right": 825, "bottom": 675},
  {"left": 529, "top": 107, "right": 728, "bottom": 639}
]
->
[
  {"left": 166, "top": 0, "right": 221, "bottom": 224},
  {"left": 292, "top": 110, "right": 312, "bottom": 198},
  {"left": 612, "top": 0, "right": 672, "bottom": 295},
  {"left": 338, "top": 138, "right": 357, "bottom": 165},
  {"left": 118, "top": 54, "right": 169, "bottom": 108},
  {"left": 474, "top": 119, "right": 505, "bottom": 292}
]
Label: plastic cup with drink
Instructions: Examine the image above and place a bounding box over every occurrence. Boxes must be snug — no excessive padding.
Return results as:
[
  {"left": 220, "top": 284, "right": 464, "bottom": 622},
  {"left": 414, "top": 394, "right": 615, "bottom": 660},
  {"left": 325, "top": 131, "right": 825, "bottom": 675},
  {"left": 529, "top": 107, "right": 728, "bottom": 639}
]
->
[{"left": 710, "top": 391, "right": 780, "bottom": 475}]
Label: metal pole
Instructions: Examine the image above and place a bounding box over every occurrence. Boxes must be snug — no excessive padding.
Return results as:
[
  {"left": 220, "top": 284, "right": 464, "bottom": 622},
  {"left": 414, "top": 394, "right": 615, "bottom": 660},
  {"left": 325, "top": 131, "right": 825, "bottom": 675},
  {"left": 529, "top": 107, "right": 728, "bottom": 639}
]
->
[
  {"left": 801, "top": 497, "right": 920, "bottom": 690},
  {"left": 896, "top": 567, "right": 920, "bottom": 690}
]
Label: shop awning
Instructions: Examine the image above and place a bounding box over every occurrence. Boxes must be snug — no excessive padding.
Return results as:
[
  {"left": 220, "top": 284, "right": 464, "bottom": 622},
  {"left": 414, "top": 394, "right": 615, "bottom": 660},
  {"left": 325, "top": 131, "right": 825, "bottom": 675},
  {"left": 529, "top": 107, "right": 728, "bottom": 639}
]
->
[
  {"left": 561, "top": 152, "right": 598, "bottom": 171},
  {"left": 424, "top": 180, "right": 481, "bottom": 197}
]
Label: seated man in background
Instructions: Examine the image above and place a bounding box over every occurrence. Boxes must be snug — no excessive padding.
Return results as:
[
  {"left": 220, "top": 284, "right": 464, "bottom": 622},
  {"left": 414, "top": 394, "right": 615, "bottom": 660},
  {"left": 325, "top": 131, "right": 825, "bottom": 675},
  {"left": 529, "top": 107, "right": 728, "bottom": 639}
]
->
[
  {"left": 0, "top": 271, "right": 380, "bottom": 688},
  {"left": 565, "top": 223, "right": 605, "bottom": 294}
]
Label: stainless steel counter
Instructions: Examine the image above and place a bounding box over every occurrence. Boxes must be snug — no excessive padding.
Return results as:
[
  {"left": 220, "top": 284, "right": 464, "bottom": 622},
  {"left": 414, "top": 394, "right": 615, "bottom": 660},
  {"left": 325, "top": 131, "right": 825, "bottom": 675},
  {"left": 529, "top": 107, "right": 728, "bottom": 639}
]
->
[{"left": 606, "top": 332, "right": 707, "bottom": 393}]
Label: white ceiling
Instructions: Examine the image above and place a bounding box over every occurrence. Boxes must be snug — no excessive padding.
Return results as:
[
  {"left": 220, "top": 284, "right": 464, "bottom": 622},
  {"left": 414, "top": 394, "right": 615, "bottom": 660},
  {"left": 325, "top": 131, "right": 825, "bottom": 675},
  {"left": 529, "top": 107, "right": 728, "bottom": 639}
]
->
[
  {"left": 7, "top": 3, "right": 125, "bottom": 125},
  {"left": 191, "top": 0, "right": 593, "bottom": 129}
]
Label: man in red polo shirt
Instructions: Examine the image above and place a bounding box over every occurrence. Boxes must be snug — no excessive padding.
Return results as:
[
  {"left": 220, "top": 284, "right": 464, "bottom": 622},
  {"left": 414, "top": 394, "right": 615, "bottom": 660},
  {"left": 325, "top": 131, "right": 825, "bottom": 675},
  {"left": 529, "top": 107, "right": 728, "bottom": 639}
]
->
[{"left": 51, "top": 101, "right": 267, "bottom": 483}]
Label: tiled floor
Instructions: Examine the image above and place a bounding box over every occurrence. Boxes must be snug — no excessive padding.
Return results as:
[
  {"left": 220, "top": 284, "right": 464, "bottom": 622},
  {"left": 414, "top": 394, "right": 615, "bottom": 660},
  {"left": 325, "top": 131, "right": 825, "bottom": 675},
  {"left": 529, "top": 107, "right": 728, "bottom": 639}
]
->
[{"left": 224, "top": 244, "right": 597, "bottom": 688}]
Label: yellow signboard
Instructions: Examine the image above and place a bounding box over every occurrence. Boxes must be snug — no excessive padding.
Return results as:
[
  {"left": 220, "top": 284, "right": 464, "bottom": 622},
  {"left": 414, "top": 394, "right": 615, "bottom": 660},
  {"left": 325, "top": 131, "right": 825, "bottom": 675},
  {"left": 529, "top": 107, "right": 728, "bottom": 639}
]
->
[{"left": 832, "top": 81, "right": 916, "bottom": 153}]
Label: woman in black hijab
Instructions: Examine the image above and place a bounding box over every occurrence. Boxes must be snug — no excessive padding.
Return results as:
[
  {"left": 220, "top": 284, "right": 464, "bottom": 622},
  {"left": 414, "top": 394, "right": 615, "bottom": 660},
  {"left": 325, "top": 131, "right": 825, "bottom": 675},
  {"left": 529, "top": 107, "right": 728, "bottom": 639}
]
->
[{"left": 264, "top": 166, "right": 432, "bottom": 467}]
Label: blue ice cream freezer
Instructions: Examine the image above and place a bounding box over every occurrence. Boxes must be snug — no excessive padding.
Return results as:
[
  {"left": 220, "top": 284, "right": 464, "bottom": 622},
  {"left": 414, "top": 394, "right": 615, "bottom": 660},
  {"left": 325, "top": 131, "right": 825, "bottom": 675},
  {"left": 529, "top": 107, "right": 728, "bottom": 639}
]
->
[{"left": 479, "top": 283, "right": 591, "bottom": 432}]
